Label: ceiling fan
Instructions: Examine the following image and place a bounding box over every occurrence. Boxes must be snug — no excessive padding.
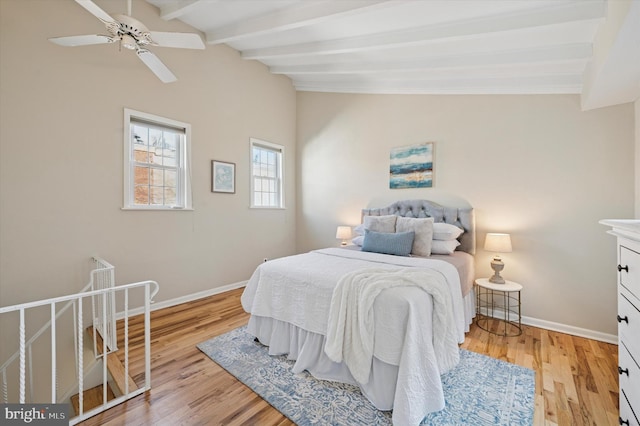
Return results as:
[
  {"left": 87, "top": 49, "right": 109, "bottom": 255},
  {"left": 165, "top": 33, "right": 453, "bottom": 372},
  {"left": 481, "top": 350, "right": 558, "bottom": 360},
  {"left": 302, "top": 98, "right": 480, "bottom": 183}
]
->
[{"left": 49, "top": 0, "right": 205, "bottom": 83}]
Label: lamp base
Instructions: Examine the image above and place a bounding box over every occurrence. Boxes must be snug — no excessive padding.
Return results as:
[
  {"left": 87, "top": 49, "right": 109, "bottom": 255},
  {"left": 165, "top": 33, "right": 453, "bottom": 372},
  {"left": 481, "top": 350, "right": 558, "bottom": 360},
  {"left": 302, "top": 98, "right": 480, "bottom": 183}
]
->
[
  {"left": 488, "top": 273, "right": 506, "bottom": 284},
  {"left": 489, "top": 257, "right": 506, "bottom": 284},
  {"left": 340, "top": 241, "right": 347, "bottom": 246}
]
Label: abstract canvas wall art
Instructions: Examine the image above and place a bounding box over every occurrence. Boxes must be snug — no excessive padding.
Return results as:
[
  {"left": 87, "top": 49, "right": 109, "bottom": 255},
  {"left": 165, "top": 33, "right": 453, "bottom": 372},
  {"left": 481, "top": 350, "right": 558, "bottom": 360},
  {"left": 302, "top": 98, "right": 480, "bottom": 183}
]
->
[{"left": 390, "top": 142, "right": 434, "bottom": 189}]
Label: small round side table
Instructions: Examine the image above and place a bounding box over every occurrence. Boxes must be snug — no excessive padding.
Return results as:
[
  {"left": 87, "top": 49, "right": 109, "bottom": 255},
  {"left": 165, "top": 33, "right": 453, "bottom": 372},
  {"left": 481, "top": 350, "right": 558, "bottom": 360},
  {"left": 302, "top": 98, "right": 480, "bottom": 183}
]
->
[{"left": 475, "top": 278, "right": 523, "bottom": 337}]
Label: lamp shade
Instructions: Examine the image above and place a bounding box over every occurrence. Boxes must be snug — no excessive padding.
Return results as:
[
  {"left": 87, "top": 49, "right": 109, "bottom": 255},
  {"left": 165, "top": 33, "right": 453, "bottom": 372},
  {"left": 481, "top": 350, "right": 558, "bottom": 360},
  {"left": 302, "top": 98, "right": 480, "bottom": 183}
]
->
[
  {"left": 336, "top": 226, "right": 352, "bottom": 240},
  {"left": 484, "top": 233, "right": 512, "bottom": 253}
]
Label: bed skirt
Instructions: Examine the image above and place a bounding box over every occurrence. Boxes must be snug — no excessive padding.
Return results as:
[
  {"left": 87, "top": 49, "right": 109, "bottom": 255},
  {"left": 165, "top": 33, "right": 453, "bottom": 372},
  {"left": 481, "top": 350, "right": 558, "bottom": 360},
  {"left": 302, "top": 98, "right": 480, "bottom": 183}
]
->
[{"left": 246, "top": 288, "right": 476, "bottom": 412}]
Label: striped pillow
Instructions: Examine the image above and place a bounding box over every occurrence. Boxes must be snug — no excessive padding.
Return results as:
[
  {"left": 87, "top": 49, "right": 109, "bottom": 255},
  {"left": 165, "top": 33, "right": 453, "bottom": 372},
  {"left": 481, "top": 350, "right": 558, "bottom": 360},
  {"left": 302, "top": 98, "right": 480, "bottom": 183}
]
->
[{"left": 362, "top": 229, "right": 415, "bottom": 256}]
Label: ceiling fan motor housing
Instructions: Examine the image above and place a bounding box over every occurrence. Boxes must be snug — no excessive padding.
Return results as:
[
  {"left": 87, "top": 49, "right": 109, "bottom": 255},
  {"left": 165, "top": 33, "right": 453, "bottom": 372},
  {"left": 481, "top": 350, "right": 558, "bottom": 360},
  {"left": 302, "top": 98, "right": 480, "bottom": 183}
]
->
[{"left": 110, "top": 14, "right": 154, "bottom": 46}]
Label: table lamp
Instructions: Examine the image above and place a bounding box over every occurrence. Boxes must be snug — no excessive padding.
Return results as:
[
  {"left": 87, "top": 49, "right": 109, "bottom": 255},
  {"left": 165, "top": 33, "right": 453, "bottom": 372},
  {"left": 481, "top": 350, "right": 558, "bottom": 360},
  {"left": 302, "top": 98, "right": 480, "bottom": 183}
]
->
[
  {"left": 336, "top": 226, "right": 352, "bottom": 246},
  {"left": 484, "top": 233, "right": 512, "bottom": 284}
]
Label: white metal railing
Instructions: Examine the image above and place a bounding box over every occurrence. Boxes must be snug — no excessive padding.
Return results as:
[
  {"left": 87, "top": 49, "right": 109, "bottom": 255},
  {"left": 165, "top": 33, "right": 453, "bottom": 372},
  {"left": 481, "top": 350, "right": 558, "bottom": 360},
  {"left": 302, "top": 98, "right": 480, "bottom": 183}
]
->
[
  {"left": 1, "top": 257, "right": 115, "bottom": 403},
  {"left": 0, "top": 259, "right": 159, "bottom": 424},
  {"left": 90, "top": 257, "right": 117, "bottom": 356}
]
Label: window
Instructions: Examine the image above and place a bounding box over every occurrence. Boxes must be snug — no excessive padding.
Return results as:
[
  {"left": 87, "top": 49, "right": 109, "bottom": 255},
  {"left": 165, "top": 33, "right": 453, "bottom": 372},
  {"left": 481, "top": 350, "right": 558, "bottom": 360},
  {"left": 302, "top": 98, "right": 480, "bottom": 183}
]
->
[
  {"left": 250, "top": 138, "right": 284, "bottom": 208},
  {"left": 123, "top": 109, "right": 192, "bottom": 210}
]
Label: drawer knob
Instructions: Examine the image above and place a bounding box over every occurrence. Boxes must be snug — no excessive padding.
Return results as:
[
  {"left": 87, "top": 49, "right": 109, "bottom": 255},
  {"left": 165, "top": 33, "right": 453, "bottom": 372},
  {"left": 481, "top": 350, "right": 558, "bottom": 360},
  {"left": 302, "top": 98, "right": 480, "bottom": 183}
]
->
[
  {"left": 617, "top": 264, "right": 629, "bottom": 272},
  {"left": 619, "top": 417, "right": 629, "bottom": 425},
  {"left": 618, "top": 366, "right": 629, "bottom": 376},
  {"left": 617, "top": 315, "right": 629, "bottom": 324}
]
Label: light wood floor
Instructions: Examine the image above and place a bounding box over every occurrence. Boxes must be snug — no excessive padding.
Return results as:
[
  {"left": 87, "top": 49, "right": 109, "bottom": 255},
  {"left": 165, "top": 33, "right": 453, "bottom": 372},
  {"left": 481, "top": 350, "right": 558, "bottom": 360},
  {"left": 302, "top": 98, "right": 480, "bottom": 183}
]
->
[{"left": 78, "top": 288, "right": 619, "bottom": 426}]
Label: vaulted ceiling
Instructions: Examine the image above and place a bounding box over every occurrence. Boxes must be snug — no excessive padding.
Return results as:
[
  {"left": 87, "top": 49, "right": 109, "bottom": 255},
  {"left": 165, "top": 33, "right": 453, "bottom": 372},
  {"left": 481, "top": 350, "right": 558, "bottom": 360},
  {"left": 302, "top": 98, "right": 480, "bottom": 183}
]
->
[{"left": 146, "top": 0, "right": 639, "bottom": 109}]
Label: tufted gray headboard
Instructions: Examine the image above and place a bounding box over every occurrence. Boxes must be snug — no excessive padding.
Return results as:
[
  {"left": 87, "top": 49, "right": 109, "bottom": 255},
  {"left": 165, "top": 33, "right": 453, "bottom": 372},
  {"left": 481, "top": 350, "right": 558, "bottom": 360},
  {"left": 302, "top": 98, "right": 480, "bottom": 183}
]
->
[{"left": 361, "top": 199, "right": 476, "bottom": 255}]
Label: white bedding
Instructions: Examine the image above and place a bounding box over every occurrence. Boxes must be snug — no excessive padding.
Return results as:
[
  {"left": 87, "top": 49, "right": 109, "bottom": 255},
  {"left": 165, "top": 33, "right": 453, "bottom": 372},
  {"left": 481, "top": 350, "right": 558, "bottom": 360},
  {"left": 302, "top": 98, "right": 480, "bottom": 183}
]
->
[
  {"left": 241, "top": 248, "right": 474, "bottom": 425},
  {"left": 325, "top": 267, "right": 461, "bottom": 385}
]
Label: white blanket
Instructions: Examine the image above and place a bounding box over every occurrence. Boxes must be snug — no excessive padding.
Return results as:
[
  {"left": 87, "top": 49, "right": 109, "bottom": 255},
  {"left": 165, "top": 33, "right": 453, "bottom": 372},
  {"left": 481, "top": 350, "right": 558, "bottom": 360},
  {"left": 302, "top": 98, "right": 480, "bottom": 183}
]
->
[
  {"left": 324, "top": 268, "right": 460, "bottom": 386},
  {"left": 241, "top": 248, "right": 467, "bottom": 425}
]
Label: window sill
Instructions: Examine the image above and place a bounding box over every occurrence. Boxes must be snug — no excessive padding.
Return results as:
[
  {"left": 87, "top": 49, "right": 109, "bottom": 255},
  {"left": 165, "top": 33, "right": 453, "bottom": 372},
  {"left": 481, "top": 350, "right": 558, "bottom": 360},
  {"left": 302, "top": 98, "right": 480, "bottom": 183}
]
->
[
  {"left": 249, "top": 206, "right": 286, "bottom": 210},
  {"left": 121, "top": 207, "right": 194, "bottom": 211}
]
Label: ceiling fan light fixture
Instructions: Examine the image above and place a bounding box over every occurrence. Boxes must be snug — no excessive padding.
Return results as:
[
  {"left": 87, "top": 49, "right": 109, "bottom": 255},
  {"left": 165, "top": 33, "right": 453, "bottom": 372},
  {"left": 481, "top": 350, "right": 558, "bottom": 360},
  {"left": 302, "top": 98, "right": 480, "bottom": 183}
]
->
[{"left": 121, "top": 34, "right": 137, "bottom": 50}]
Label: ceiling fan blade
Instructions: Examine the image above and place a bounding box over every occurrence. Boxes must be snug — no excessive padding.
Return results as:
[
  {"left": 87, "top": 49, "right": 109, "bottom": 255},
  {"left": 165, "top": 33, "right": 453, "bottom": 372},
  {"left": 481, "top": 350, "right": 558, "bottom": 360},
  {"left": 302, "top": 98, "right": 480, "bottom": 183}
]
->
[
  {"left": 137, "top": 49, "right": 177, "bottom": 83},
  {"left": 49, "top": 34, "right": 115, "bottom": 47},
  {"left": 148, "top": 32, "right": 205, "bottom": 49},
  {"left": 74, "top": 0, "right": 117, "bottom": 24}
]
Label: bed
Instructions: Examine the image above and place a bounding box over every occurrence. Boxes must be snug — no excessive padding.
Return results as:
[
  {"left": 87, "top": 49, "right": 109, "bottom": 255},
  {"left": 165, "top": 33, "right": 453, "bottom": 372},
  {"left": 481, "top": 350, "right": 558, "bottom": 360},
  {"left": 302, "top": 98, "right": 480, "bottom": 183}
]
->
[{"left": 241, "top": 199, "right": 476, "bottom": 425}]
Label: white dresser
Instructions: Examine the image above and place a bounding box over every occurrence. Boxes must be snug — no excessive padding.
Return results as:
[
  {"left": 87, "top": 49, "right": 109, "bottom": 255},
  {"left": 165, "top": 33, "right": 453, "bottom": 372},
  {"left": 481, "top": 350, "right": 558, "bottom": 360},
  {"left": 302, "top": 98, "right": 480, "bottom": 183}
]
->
[{"left": 601, "top": 220, "right": 640, "bottom": 426}]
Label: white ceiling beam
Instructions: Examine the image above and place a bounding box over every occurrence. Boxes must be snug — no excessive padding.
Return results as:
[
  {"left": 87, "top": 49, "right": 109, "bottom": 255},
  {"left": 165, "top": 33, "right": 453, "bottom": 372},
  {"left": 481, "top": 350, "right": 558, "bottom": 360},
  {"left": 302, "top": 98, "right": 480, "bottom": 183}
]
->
[
  {"left": 205, "top": 0, "right": 398, "bottom": 45},
  {"left": 270, "top": 43, "right": 592, "bottom": 75},
  {"left": 259, "top": 22, "right": 595, "bottom": 68},
  {"left": 243, "top": 0, "right": 605, "bottom": 59},
  {"left": 158, "top": 0, "right": 207, "bottom": 21},
  {"left": 291, "top": 61, "right": 588, "bottom": 82},
  {"left": 293, "top": 75, "right": 583, "bottom": 95},
  {"left": 293, "top": 85, "right": 582, "bottom": 95}
]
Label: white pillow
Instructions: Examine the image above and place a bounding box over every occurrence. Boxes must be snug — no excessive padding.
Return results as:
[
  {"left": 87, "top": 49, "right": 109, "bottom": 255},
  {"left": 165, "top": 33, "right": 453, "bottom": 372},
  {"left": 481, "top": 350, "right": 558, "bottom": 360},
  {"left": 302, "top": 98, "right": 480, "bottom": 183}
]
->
[
  {"left": 431, "top": 239, "right": 460, "bottom": 255},
  {"left": 352, "top": 235, "right": 364, "bottom": 246},
  {"left": 433, "top": 222, "right": 464, "bottom": 241},
  {"left": 363, "top": 215, "right": 397, "bottom": 233},
  {"left": 396, "top": 216, "right": 434, "bottom": 257},
  {"left": 353, "top": 224, "right": 365, "bottom": 236}
]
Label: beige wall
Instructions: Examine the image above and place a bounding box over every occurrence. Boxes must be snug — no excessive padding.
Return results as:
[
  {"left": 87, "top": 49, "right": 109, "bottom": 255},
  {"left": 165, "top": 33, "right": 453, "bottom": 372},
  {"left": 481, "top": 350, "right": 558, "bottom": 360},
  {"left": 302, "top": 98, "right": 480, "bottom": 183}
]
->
[
  {"left": 0, "top": 0, "right": 297, "bottom": 310},
  {"left": 296, "top": 93, "right": 634, "bottom": 335}
]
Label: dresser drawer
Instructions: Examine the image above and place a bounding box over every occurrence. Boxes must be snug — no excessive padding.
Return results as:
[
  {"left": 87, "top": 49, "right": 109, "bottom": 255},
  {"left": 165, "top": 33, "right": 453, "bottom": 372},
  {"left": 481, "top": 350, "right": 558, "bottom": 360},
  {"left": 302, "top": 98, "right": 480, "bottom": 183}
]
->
[
  {"left": 620, "top": 245, "right": 640, "bottom": 299},
  {"left": 619, "top": 342, "right": 640, "bottom": 426},
  {"left": 619, "top": 292, "right": 640, "bottom": 356},
  {"left": 620, "top": 387, "right": 639, "bottom": 426}
]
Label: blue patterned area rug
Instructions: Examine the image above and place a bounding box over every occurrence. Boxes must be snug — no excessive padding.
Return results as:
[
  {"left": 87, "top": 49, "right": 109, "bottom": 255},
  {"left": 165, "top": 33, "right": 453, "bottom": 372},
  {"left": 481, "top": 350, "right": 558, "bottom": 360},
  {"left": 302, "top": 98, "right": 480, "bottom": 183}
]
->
[{"left": 197, "top": 326, "right": 534, "bottom": 425}]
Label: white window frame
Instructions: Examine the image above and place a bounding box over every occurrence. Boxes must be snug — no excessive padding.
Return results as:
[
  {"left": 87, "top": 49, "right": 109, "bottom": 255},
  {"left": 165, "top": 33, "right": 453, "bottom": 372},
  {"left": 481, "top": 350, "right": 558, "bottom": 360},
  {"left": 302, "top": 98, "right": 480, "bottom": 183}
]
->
[
  {"left": 250, "top": 138, "right": 285, "bottom": 209},
  {"left": 123, "top": 108, "right": 193, "bottom": 210}
]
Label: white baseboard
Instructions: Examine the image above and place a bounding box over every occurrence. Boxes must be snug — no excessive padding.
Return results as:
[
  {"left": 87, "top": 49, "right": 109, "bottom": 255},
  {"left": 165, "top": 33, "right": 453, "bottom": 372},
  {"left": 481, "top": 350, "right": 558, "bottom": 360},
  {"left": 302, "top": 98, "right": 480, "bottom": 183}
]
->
[
  {"left": 115, "top": 280, "right": 247, "bottom": 320},
  {"left": 478, "top": 307, "right": 617, "bottom": 344},
  {"left": 521, "top": 315, "right": 617, "bottom": 344}
]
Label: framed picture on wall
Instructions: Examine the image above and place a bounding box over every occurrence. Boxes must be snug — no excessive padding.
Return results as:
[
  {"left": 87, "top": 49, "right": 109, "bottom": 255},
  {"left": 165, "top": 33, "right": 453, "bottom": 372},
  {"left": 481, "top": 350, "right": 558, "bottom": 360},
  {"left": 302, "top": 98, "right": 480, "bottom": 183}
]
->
[
  {"left": 211, "top": 160, "right": 235, "bottom": 193},
  {"left": 390, "top": 142, "right": 434, "bottom": 189}
]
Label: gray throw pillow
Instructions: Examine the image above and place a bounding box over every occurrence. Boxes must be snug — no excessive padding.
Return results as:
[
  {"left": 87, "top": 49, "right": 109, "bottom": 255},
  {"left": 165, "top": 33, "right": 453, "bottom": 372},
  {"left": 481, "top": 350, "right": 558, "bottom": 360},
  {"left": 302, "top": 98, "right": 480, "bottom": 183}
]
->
[
  {"left": 362, "top": 229, "right": 415, "bottom": 256},
  {"left": 396, "top": 216, "right": 434, "bottom": 257},
  {"left": 363, "top": 214, "right": 397, "bottom": 233}
]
